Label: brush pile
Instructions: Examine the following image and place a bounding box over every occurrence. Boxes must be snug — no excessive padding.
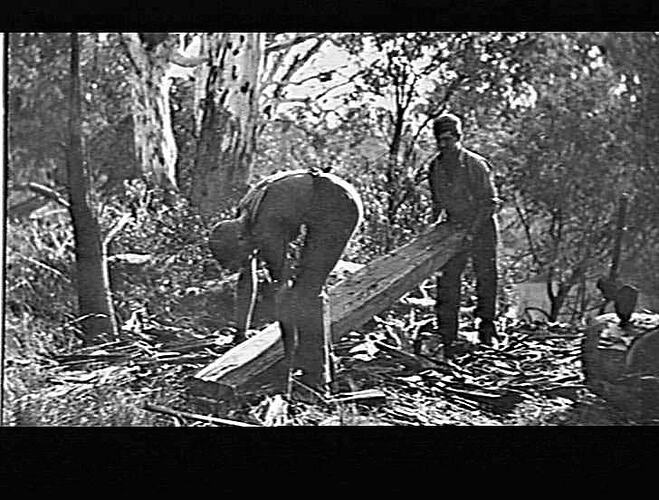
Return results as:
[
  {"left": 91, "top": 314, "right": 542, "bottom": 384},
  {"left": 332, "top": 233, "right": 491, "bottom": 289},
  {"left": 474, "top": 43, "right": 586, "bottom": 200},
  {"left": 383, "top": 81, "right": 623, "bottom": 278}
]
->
[
  {"left": 28, "top": 294, "right": 628, "bottom": 426},
  {"left": 17, "top": 267, "right": 648, "bottom": 426}
]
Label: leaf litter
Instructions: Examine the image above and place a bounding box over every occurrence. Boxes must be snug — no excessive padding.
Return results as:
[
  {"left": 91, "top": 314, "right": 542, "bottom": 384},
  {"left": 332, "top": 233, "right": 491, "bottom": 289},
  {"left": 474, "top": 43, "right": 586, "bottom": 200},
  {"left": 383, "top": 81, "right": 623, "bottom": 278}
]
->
[{"left": 30, "top": 290, "right": 627, "bottom": 426}]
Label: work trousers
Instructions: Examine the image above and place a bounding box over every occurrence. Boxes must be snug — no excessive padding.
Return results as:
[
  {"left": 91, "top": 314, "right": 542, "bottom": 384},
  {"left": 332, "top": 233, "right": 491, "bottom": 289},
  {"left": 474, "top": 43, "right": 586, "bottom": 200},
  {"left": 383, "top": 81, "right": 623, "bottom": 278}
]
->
[
  {"left": 435, "top": 217, "right": 498, "bottom": 343},
  {"left": 259, "top": 177, "right": 360, "bottom": 389}
]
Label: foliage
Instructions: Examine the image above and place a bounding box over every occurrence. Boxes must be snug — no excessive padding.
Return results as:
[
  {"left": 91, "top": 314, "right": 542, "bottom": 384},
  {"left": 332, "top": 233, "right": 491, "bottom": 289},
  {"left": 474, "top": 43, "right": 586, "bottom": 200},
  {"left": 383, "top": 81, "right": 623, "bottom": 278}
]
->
[
  {"left": 595, "top": 33, "right": 659, "bottom": 291},
  {"left": 326, "top": 33, "right": 537, "bottom": 251},
  {"left": 499, "top": 33, "right": 658, "bottom": 320},
  {"left": 3, "top": 183, "right": 224, "bottom": 426},
  {"left": 6, "top": 213, "right": 75, "bottom": 321},
  {"left": 4, "top": 314, "right": 188, "bottom": 426},
  {"left": 4, "top": 290, "right": 627, "bottom": 426},
  {"left": 170, "top": 77, "right": 197, "bottom": 195},
  {"left": 80, "top": 33, "right": 137, "bottom": 190},
  {"left": 8, "top": 33, "right": 136, "bottom": 194},
  {"left": 8, "top": 33, "right": 70, "bottom": 187},
  {"left": 254, "top": 106, "right": 435, "bottom": 260},
  {"left": 100, "top": 181, "right": 225, "bottom": 327},
  {"left": 6, "top": 32, "right": 659, "bottom": 426}
]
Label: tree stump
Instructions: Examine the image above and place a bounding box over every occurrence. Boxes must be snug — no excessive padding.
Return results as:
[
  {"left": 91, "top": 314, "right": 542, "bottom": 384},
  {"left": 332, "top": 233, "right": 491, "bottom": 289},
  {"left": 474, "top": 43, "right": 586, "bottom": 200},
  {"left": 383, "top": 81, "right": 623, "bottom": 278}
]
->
[{"left": 582, "top": 312, "right": 659, "bottom": 422}]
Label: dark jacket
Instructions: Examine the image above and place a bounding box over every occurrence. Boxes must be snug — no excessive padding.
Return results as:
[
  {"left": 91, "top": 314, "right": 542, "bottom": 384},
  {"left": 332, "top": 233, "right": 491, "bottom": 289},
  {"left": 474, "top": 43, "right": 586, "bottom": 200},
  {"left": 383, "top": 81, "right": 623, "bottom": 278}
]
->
[{"left": 428, "top": 147, "right": 499, "bottom": 227}]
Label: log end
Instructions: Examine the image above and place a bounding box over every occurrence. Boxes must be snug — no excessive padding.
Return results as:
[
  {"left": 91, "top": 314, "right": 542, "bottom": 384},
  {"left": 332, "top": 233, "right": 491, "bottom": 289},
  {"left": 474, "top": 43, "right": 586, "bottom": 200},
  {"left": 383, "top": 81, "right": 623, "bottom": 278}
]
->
[{"left": 187, "top": 377, "right": 235, "bottom": 401}]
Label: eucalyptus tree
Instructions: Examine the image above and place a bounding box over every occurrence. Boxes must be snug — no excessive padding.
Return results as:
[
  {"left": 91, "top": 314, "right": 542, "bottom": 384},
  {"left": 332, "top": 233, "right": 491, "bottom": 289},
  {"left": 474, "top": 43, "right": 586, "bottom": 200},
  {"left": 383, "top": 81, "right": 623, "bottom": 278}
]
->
[
  {"left": 66, "top": 33, "right": 118, "bottom": 344},
  {"left": 325, "top": 32, "right": 538, "bottom": 252},
  {"left": 594, "top": 32, "right": 659, "bottom": 287},
  {"left": 499, "top": 32, "right": 638, "bottom": 320}
]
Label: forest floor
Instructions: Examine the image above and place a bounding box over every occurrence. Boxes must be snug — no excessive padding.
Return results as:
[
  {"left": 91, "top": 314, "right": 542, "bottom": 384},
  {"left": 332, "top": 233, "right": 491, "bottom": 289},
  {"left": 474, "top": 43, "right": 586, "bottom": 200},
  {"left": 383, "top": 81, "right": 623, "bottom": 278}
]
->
[
  {"left": 4, "top": 279, "right": 639, "bottom": 427},
  {"left": 5, "top": 190, "right": 654, "bottom": 427}
]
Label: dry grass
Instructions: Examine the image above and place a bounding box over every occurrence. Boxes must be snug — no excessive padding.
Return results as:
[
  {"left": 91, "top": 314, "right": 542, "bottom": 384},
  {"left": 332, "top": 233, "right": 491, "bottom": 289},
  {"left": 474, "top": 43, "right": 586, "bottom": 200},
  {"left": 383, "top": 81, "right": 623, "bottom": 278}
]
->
[
  {"left": 2, "top": 214, "right": 634, "bottom": 427},
  {"left": 6, "top": 304, "right": 628, "bottom": 427}
]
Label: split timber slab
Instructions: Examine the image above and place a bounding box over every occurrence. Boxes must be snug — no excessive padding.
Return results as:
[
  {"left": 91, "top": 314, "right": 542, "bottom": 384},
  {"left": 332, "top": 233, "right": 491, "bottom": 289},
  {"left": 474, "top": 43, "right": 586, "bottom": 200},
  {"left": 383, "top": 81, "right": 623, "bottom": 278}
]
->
[{"left": 189, "top": 222, "right": 468, "bottom": 400}]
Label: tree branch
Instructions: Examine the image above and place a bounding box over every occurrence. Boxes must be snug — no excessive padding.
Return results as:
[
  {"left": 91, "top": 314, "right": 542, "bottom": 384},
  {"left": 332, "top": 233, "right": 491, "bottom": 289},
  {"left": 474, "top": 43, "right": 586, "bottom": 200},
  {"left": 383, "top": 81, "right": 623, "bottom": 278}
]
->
[
  {"left": 273, "top": 36, "right": 327, "bottom": 100},
  {"left": 119, "top": 33, "right": 145, "bottom": 78},
  {"left": 14, "top": 182, "right": 70, "bottom": 208},
  {"left": 287, "top": 64, "right": 349, "bottom": 87},
  {"left": 264, "top": 33, "right": 321, "bottom": 55},
  {"left": 103, "top": 213, "right": 132, "bottom": 248},
  {"left": 259, "top": 35, "right": 331, "bottom": 128},
  {"left": 169, "top": 51, "right": 208, "bottom": 68},
  {"left": 261, "top": 45, "right": 288, "bottom": 89},
  {"left": 276, "top": 96, "right": 312, "bottom": 105},
  {"left": 546, "top": 267, "right": 556, "bottom": 304},
  {"left": 403, "top": 71, "right": 419, "bottom": 110},
  {"left": 408, "top": 74, "right": 466, "bottom": 151},
  {"left": 523, "top": 306, "right": 553, "bottom": 321},
  {"left": 16, "top": 254, "right": 70, "bottom": 281},
  {"left": 512, "top": 191, "right": 542, "bottom": 268}
]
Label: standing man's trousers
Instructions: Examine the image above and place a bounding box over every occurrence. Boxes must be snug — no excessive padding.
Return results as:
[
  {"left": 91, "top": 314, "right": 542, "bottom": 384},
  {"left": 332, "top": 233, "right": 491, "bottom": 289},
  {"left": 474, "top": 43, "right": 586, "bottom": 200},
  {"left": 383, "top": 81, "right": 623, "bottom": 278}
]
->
[{"left": 435, "top": 217, "right": 497, "bottom": 343}]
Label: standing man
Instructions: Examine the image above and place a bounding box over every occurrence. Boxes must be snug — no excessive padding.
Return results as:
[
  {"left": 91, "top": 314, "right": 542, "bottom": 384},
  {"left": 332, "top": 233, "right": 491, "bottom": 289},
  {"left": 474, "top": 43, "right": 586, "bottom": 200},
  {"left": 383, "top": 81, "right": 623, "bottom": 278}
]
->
[
  {"left": 428, "top": 113, "right": 501, "bottom": 353},
  {"left": 208, "top": 169, "right": 363, "bottom": 398}
]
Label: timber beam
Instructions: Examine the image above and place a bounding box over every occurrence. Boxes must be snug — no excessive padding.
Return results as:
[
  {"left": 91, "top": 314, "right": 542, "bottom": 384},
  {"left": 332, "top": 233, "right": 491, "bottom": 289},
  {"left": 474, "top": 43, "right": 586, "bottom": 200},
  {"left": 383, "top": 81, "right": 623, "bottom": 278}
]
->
[{"left": 189, "top": 221, "right": 468, "bottom": 400}]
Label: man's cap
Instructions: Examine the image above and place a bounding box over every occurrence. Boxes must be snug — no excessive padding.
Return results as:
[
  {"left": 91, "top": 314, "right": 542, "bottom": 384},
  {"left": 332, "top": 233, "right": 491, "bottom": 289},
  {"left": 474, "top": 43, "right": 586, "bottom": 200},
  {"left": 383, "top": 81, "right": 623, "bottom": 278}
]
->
[
  {"left": 208, "top": 219, "right": 244, "bottom": 270},
  {"left": 433, "top": 113, "right": 463, "bottom": 138}
]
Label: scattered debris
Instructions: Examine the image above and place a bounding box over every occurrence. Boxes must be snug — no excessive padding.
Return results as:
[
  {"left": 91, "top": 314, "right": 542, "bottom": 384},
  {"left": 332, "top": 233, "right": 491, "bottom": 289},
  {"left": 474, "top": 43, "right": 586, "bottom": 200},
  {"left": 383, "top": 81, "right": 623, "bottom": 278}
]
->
[
  {"left": 35, "top": 286, "right": 635, "bottom": 426},
  {"left": 143, "top": 403, "right": 258, "bottom": 427},
  {"left": 261, "top": 395, "right": 290, "bottom": 426}
]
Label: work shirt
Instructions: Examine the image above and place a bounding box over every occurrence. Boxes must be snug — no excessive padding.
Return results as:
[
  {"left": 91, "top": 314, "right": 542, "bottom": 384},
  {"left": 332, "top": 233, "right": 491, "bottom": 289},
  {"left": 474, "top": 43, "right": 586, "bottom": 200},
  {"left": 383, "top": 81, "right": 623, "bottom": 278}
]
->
[
  {"left": 238, "top": 171, "right": 315, "bottom": 242},
  {"left": 428, "top": 147, "right": 499, "bottom": 227},
  {"left": 236, "top": 169, "right": 363, "bottom": 248},
  {"left": 230, "top": 169, "right": 363, "bottom": 335}
]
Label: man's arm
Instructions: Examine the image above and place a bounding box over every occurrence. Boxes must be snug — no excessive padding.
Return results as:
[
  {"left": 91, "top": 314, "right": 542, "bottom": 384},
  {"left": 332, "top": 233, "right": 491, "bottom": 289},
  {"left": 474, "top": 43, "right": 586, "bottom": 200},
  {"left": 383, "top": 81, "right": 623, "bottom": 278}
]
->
[
  {"left": 427, "top": 156, "right": 445, "bottom": 222},
  {"left": 468, "top": 156, "right": 501, "bottom": 233}
]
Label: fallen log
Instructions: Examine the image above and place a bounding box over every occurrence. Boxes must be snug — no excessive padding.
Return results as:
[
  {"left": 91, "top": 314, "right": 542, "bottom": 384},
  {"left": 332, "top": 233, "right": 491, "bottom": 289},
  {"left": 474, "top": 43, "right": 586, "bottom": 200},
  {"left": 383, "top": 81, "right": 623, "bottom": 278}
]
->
[{"left": 189, "top": 222, "right": 467, "bottom": 400}]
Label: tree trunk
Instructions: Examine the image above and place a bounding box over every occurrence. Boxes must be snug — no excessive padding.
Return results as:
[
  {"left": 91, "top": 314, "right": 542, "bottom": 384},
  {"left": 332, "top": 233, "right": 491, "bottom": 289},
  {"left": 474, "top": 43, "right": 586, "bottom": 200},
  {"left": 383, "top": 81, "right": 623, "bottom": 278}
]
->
[
  {"left": 548, "top": 279, "right": 575, "bottom": 322},
  {"left": 121, "top": 33, "right": 178, "bottom": 189},
  {"left": 599, "top": 195, "right": 629, "bottom": 314},
  {"left": 383, "top": 106, "right": 407, "bottom": 252},
  {"left": 189, "top": 33, "right": 264, "bottom": 216},
  {"left": 67, "top": 33, "right": 118, "bottom": 345}
]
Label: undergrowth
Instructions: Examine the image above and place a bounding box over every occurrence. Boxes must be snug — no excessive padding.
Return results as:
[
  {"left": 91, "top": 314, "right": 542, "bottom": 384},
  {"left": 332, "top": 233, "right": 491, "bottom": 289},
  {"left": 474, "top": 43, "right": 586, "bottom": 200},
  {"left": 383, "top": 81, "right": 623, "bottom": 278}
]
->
[{"left": 3, "top": 183, "right": 627, "bottom": 427}]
